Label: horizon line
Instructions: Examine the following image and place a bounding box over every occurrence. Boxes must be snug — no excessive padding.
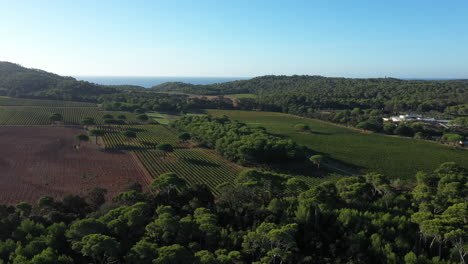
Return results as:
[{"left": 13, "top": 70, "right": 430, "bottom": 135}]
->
[{"left": 73, "top": 75, "right": 468, "bottom": 80}]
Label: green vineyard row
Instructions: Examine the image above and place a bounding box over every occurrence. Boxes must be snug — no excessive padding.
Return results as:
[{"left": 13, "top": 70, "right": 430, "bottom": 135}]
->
[
  {"left": 0, "top": 106, "right": 140, "bottom": 125},
  {"left": 0, "top": 96, "right": 97, "bottom": 107},
  {"left": 100, "top": 124, "right": 242, "bottom": 193}
]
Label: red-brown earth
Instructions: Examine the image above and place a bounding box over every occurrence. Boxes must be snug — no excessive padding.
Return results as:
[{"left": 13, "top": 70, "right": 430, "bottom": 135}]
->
[{"left": 0, "top": 126, "right": 151, "bottom": 204}]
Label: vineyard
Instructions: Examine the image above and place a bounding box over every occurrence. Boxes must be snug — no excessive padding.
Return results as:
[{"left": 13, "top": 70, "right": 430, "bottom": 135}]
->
[
  {"left": 0, "top": 96, "right": 97, "bottom": 107},
  {"left": 0, "top": 126, "right": 150, "bottom": 204},
  {"left": 208, "top": 110, "right": 468, "bottom": 182},
  {"left": 0, "top": 106, "right": 140, "bottom": 125},
  {"left": 101, "top": 124, "right": 243, "bottom": 192}
]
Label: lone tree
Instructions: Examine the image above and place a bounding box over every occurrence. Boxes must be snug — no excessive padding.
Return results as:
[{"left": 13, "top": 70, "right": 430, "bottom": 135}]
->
[
  {"left": 122, "top": 131, "right": 137, "bottom": 142},
  {"left": 137, "top": 114, "right": 149, "bottom": 123},
  {"left": 156, "top": 143, "right": 173, "bottom": 157},
  {"left": 294, "top": 123, "right": 310, "bottom": 132},
  {"left": 49, "top": 113, "right": 63, "bottom": 125},
  {"left": 75, "top": 134, "right": 89, "bottom": 147},
  {"left": 309, "top": 154, "right": 324, "bottom": 169},
  {"left": 89, "top": 129, "right": 105, "bottom": 144},
  {"left": 117, "top": 114, "right": 127, "bottom": 120},
  {"left": 178, "top": 132, "right": 191, "bottom": 142},
  {"left": 102, "top": 114, "right": 114, "bottom": 119},
  {"left": 80, "top": 117, "right": 95, "bottom": 130}
]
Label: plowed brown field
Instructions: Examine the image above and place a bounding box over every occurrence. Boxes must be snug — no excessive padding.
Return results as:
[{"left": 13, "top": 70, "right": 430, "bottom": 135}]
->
[{"left": 0, "top": 126, "right": 151, "bottom": 204}]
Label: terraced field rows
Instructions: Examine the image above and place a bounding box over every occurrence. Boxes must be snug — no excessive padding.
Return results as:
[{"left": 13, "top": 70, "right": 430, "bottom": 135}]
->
[
  {"left": 0, "top": 96, "right": 96, "bottom": 107},
  {"left": 100, "top": 125, "right": 179, "bottom": 150},
  {"left": 137, "top": 148, "right": 242, "bottom": 192},
  {"left": 101, "top": 124, "right": 242, "bottom": 192},
  {"left": 0, "top": 106, "right": 140, "bottom": 125}
]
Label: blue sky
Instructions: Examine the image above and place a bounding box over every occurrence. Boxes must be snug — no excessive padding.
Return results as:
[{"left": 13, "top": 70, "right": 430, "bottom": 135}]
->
[{"left": 1, "top": 0, "right": 467, "bottom": 78}]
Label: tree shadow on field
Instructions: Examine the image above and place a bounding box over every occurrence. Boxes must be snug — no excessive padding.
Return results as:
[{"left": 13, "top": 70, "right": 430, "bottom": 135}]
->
[
  {"left": 126, "top": 128, "right": 146, "bottom": 132},
  {"left": 103, "top": 144, "right": 148, "bottom": 151},
  {"left": 101, "top": 149, "right": 126, "bottom": 154},
  {"left": 140, "top": 141, "right": 156, "bottom": 147},
  {"left": 309, "top": 131, "right": 331, "bottom": 135},
  {"left": 182, "top": 158, "right": 220, "bottom": 168}
]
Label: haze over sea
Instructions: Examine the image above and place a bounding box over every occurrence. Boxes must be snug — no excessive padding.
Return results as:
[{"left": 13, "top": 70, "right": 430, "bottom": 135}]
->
[{"left": 75, "top": 76, "right": 250, "bottom": 88}]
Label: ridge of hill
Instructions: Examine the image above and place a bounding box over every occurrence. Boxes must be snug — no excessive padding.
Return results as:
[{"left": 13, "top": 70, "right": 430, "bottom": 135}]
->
[{"left": 0, "top": 62, "right": 120, "bottom": 101}]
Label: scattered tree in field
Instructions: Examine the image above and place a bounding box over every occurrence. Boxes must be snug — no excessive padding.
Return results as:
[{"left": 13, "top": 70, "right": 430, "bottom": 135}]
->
[
  {"left": 156, "top": 143, "right": 173, "bottom": 157},
  {"left": 80, "top": 117, "right": 95, "bottom": 129},
  {"left": 117, "top": 114, "right": 127, "bottom": 120},
  {"left": 102, "top": 114, "right": 114, "bottom": 119},
  {"left": 178, "top": 132, "right": 191, "bottom": 142},
  {"left": 122, "top": 131, "right": 137, "bottom": 142},
  {"left": 49, "top": 113, "right": 63, "bottom": 125},
  {"left": 137, "top": 114, "right": 149, "bottom": 123},
  {"left": 294, "top": 123, "right": 310, "bottom": 132},
  {"left": 309, "top": 154, "right": 324, "bottom": 168},
  {"left": 89, "top": 129, "right": 105, "bottom": 144},
  {"left": 75, "top": 134, "right": 89, "bottom": 147}
]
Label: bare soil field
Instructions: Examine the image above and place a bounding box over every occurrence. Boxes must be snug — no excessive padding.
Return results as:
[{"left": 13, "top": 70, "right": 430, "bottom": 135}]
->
[{"left": 0, "top": 126, "right": 151, "bottom": 204}]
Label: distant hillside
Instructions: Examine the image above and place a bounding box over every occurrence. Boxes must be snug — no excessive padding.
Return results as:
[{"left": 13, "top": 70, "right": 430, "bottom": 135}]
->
[
  {"left": 0, "top": 62, "right": 117, "bottom": 101},
  {"left": 151, "top": 75, "right": 468, "bottom": 113}
]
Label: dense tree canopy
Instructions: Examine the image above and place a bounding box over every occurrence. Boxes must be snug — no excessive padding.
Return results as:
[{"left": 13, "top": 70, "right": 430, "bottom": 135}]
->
[
  {"left": 0, "top": 163, "right": 465, "bottom": 263},
  {"left": 151, "top": 75, "right": 468, "bottom": 114},
  {"left": 171, "top": 115, "right": 306, "bottom": 165}
]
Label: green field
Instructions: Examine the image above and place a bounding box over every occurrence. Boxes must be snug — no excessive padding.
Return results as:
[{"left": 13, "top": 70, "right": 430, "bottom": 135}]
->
[
  {"left": 147, "top": 112, "right": 180, "bottom": 125},
  {"left": 207, "top": 110, "right": 468, "bottom": 182},
  {"left": 101, "top": 124, "right": 243, "bottom": 192}
]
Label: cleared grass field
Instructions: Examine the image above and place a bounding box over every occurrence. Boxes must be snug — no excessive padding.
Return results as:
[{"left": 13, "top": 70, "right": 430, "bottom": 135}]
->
[
  {"left": 147, "top": 112, "right": 179, "bottom": 125},
  {"left": 207, "top": 110, "right": 468, "bottom": 182},
  {"left": 101, "top": 124, "right": 243, "bottom": 192}
]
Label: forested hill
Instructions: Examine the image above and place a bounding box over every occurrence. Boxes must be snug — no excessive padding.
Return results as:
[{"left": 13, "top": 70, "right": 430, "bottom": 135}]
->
[
  {"left": 0, "top": 61, "right": 118, "bottom": 101},
  {"left": 151, "top": 75, "right": 468, "bottom": 113}
]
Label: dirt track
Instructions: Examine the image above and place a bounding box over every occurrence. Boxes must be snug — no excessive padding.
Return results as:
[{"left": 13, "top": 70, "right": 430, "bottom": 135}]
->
[{"left": 0, "top": 126, "right": 149, "bottom": 204}]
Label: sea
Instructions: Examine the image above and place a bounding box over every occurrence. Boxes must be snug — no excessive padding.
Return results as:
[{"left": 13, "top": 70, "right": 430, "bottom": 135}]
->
[{"left": 74, "top": 76, "right": 250, "bottom": 88}]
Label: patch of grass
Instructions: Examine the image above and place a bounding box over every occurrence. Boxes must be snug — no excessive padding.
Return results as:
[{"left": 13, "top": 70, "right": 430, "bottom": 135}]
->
[
  {"left": 147, "top": 112, "right": 180, "bottom": 125},
  {"left": 207, "top": 110, "right": 468, "bottom": 182}
]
